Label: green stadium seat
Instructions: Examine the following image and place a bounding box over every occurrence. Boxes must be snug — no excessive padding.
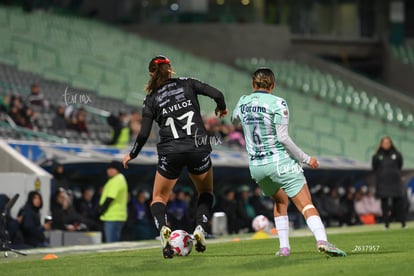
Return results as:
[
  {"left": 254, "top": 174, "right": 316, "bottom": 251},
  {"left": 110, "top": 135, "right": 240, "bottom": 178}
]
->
[
  {"left": 333, "top": 119, "right": 357, "bottom": 140},
  {"left": 402, "top": 113, "right": 414, "bottom": 128},
  {"left": 291, "top": 126, "right": 320, "bottom": 155},
  {"left": 1, "top": 5, "right": 413, "bottom": 166},
  {"left": 312, "top": 114, "right": 334, "bottom": 135},
  {"left": 319, "top": 135, "right": 344, "bottom": 156}
]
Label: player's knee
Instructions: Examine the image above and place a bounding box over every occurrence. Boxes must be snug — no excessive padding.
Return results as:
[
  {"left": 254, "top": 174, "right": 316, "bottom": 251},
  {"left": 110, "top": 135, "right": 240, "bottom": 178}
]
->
[{"left": 301, "top": 204, "right": 316, "bottom": 216}]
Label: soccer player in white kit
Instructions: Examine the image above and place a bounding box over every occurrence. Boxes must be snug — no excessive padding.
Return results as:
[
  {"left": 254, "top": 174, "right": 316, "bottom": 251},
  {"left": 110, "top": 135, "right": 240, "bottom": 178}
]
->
[{"left": 232, "top": 68, "right": 346, "bottom": 257}]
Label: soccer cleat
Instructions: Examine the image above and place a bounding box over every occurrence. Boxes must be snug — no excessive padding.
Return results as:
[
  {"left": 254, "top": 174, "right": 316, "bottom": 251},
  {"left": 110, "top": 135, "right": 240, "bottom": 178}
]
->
[
  {"left": 193, "top": 225, "right": 206, "bottom": 253},
  {"left": 275, "top": 247, "right": 290, "bottom": 257},
  {"left": 317, "top": 240, "right": 347, "bottom": 257},
  {"left": 160, "top": 226, "right": 173, "bottom": 259}
]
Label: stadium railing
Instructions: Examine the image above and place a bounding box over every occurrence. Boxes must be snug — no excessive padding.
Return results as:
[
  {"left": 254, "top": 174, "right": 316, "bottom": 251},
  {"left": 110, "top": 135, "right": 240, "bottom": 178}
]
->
[{"left": 0, "top": 121, "right": 67, "bottom": 144}]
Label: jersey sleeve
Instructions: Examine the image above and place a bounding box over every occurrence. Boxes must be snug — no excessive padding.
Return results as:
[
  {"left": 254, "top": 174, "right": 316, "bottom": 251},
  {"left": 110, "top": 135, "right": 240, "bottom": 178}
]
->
[
  {"left": 129, "top": 115, "right": 152, "bottom": 158},
  {"left": 141, "top": 95, "right": 155, "bottom": 119},
  {"left": 188, "top": 78, "right": 226, "bottom": 110},
  {"left": 274, "top": 98, "right": 289, "bottom": 125},
  {"left": 276, "top": 124, "right": 310, "bottom": 164}
]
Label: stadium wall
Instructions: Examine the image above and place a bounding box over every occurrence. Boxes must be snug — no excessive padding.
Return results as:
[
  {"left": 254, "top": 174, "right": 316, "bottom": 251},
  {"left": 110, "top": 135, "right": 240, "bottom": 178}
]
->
[
  {"left": 123, "top": 23, "right": 291, "bottom": 64},
  {"left": 0, "top": 140, "right": 51, "bottom": 219},
  {"left": 382, "top": 44, "right": 414, "bottom": 98}
]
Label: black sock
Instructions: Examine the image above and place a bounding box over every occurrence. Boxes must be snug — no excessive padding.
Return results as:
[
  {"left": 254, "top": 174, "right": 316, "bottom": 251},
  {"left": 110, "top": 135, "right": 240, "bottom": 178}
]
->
[
  {"left": 150, "top": 202, "right": 167, "bottom": 231},
  {"left": 196, "top": 193, "right": 214, "bottom": 231}
]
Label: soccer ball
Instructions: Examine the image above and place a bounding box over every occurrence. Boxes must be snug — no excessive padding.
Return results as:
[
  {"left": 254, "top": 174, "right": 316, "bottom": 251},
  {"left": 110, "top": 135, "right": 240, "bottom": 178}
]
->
[
  {"left": 170, "top": 230, "right": 193, "bottom": 256},
  {"left": 252, "top": 215, "right": 269, "bottom": 232}
]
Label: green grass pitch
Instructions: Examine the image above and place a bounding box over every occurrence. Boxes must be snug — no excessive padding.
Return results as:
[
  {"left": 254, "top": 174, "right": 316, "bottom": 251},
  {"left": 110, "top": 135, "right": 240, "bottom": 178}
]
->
[{"left": 1, "top": 223, "right": 413, "bottom": 276}]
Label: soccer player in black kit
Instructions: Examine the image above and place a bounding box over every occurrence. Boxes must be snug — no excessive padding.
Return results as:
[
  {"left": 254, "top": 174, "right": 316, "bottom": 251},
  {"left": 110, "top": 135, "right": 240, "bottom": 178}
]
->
[{"left": 122, "top": 55, "right": 228, "bottom": 258}]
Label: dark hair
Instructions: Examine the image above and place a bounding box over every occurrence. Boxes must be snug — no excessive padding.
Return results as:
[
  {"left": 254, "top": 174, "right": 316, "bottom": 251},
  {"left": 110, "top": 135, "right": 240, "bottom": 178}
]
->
[
  {"left": 375, "top": 136, "right": 397, "bottom": 153},
  {"left": 0, "top": 194, "right": 10, "bottom": 213},
  {"left": 252, "top": 67, "right": 275, "bottom": 90},
  {"left": 107, "top": 160, "right": 123, "bottom": 171},
  {"left": 26, "top": 191, "right": 43, "bottom": 210},
  {"left": 145, "top": 55, "right": 172, "bottom": 94}
]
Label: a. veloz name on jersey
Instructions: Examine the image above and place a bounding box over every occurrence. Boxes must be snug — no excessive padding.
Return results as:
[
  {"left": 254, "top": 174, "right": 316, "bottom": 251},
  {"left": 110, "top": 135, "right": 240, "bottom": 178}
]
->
[
  {"left": 240, "top": 104, "right": 266, "bottom": 114},
  {"left": 162, "top": 99, "right": 193, "bottom": 115}
]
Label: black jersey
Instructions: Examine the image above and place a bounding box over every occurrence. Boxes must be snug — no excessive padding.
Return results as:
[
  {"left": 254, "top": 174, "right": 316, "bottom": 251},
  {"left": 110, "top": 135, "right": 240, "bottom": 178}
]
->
[{"left": 142, "top": 77, "right": 226, "bottom": 155}]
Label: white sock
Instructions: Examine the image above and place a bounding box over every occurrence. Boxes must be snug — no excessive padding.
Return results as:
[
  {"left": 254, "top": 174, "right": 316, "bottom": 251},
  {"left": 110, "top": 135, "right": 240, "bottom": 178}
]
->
[
  {"left": 274, "top": 216, "right": 290, "bottom": 249},
  {"left": 306, "top": 215, "right": 327, "bottom": 242}
]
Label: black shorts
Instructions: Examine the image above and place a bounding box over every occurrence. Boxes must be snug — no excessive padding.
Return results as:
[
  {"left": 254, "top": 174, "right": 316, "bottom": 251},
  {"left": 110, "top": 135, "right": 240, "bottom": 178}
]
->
[{"left": 157, "top": 151, "right": 212, "bottom": 179}]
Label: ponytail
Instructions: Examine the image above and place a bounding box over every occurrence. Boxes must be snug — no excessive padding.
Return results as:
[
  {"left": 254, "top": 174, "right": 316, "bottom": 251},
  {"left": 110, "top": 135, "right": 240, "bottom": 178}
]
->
[{"left": 146, "top": 55, "right": 173, "bottom": 94}]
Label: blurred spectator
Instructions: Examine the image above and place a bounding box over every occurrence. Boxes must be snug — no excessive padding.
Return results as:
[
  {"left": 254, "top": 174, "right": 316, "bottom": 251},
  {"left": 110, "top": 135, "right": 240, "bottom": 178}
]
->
[
  {"left": 128, "top": 109, "right": 142, "bottom": 140},
  {"left": 202, "top": 115, "right": 245, "bottom": 148},
  {"left": 9, "top": 94, "right": 24, "bottom": 110},
  {"left": 249, "top": 186, "right": 273, "bottom": 221},
  {"left": 51, "top": 188, "right": 88, "bottom": 232},
  {"left": 287, "top": 199, "right": 304, "bottom": 229},
  {"left": 106, "top": 111, "right": 130, "bottom": 148},
  {"left": 51, "top": 162, "right": 70, "bottom": 197},
  {"left": 339, "top": 186, "right": 359, "bottom": 226},
  {"left": 311, "top": 185, "right": 330, "bottom": 225},
  {"left": 52, "top": 104, "right": 68, "bottom": 130},
  {"left": 322, "top": 187, "right": 348, "bottom": 227},
  {"left": 236, "top": 185, "right": 256, "bottom": 232},
  {"left": 18, "top": 191, "right": 51, "bottom": 247},
  {"left": 218, "top": 120, "right": 229, "bottom": 140},
  {"left": 75, "top": 187, "right": 101, "bottom": 231},
  {"left": 204, "top": 117, "right": 225, "bottom": 142},
  {"left": 354, "top": 186, "right": 382, "bottom": 225},
  {"left": 68, "top": 108, "right": 89, "bottom": 133},
  {"left": 26, "top": 83, "right": 49, "bottom": 109},
  {"left": 226, "top": 124, "right": 245, "bottom": 148},
  {"left": 182, "top": 187, "right": 196, "bottom": 224},
  {"left": 0, "top": 194, "right": 25, "bottom": 249},
  {"left": 372, "top": 136, "right": 406, "bottom": 229},
  {"left": 8, "top": 95, "right": 26, "bottom": 126},
  {"left": 5, "top": 94, "right": 40, "bottom": 131},
  {"left": 167, "top": 187, "right": 192, "bottom": 232},
  {"left": 133, "top": 190, "right": 156, "bottom": 240},
  {"left": 215, "top": 187, "right": 238, "bottom": 234},
  {"left": 64, "top": 104, "right": 75, "bottom": 121},
  {"left": 99, "top": 161, "right": 128, "bottom": 243},
  {"left": 0, "top": 94, "right": 11, "bottom": 113},
  {"left": 8, "top": 104, "right": 25, "bottom": 126},
  {"left": 121, "top": 192, "right": 136, "bottom": 241},
  {"left": 22, "top": 105, "right": 40, "bottom": 130}
]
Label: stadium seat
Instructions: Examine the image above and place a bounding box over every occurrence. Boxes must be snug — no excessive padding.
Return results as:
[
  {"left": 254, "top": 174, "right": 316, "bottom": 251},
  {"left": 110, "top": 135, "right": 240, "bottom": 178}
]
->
[
  {"left": 1, "top": 5, "right": 413, "bottom": 166},
  {"left": 319, "top": 135, "right": 345, "bottom": 156}
]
